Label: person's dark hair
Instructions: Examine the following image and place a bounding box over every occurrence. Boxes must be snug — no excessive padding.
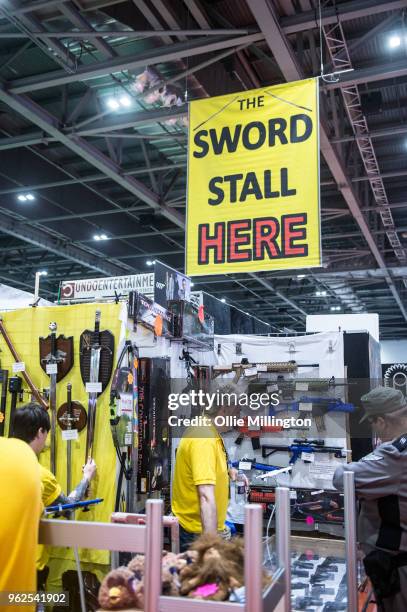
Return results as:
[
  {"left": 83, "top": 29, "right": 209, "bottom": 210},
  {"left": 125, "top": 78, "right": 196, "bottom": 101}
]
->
[{"left": 10, "top": 402, "right": 50, "bottom": 443}]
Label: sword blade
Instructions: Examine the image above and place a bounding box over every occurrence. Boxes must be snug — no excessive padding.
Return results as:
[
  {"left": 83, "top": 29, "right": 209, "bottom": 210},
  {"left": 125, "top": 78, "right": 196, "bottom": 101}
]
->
[
  {"left": 49, "top": 371, "right": 57, "bottom": 474},
  {"left": 85, "top": 346, "right": 101, "bottom": 461}
]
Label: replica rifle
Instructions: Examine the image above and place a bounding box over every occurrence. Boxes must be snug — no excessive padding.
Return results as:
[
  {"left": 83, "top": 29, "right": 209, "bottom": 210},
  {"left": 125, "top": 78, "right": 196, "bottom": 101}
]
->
[
  {"left": 234, "top": 416, "right": 283, "bottom": 449},
  {"left": 262, "top": 439, "right": 347, "bottom": 463},
  {"left": 57, "top": 383, "right": 87, "bottom": 493},
  {"left": 80, "top": 310, "right": 114, "bottom": 465},
  {"left": 0, "top": 316, "right": 48, "bottom": 410},
  {"left": 109, "top": 340, "right": 139, "bottom": 512},
  {"left": 0, "top": 369, "right": 8, "bottom": 436},
  {"left": 212, "top": 360, "right": 297, "bottom": 383},
  {"left": 271, "top": 376, "right": 350, "bottom": 401}
]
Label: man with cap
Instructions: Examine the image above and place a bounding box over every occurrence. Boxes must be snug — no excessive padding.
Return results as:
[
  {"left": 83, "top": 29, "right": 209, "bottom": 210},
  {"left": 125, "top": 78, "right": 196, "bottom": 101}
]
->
[{"left": 333, "top": 386, "right": 407, "bottom": 611}]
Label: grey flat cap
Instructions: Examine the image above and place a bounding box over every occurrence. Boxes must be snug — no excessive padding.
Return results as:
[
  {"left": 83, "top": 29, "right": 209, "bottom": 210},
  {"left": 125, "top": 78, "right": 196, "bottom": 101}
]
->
[{"left": 359, "top": 385, "right": 407, "bottom": 423}]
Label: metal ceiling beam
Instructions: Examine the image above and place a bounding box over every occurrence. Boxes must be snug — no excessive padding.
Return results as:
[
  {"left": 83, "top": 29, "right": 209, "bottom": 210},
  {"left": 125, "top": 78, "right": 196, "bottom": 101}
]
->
[
  {"left": 0, "top": 85, "right": 185, "bottom": 228},
  {"left": 246, "top": 0, "right": 407, "bottom": 323},
  {"left": 0, "top": 162, "right": 185, "bottom": 194},
  {"left": 280, "top": 0, "right": 407, "bottom": 35},
  {"left": 0, "top": 107, "right": 187, "bottom": 150},
  {"left": 0, "top": 28, "right": 253, "bottom": 38},
  {"left": 0, "top": 213, "right": 126, "bottom": 276},
  {"left": 332, "top": 124, "right": 407, "bottom": 144},
  {"left": 9, "top": 32, "right": 265, "bottom": 93},
  {"left": 323, "top": 59, "right": 407, "bottom": 90},
  {"left": 248, "top": 273, "right": 307, "bottom": 317}
]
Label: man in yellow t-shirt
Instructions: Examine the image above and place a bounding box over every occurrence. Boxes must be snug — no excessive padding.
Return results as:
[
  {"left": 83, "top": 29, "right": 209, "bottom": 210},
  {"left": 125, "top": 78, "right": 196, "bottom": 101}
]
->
[
  {"left": 172, "top": 409, "right": 240, "bottom": 551},
  {"left": 10, "top": 403, "right": 97, "bottom": 579},
  {"left": 0, "top": 437, "right": 42, "bottom": 612}
]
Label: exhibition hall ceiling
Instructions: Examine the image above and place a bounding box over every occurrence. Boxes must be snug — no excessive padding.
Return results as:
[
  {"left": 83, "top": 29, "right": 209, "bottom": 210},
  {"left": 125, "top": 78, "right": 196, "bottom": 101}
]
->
[{"left": 1, "top": 0, "right": 407, "bottom": 338}]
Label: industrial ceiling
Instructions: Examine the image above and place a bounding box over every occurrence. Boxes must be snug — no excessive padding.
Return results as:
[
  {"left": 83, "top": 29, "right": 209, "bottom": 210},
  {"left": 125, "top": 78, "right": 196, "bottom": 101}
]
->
[{"left": 1, "top": 0, "right": 407, "bottom": 338}]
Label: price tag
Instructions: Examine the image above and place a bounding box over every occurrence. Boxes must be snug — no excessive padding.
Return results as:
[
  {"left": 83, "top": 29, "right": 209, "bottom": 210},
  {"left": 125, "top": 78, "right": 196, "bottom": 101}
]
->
[
  {"left": 62, "top": 429, "right": 78, "bottom": 441},
  {"left": 244, "top": 367, "right": 257, "bottom": 377},
  {"left": 257, "top": 364, "right": 268, "bottom": 372},
  {"left": 119, "top": 393, "right": 133, "bottom": 416},
  {"left": 290, "top": 490, "right": 297, "bottom": 500},
  {"left": 301, "top": 451, "right": 315, "bottom": 463},
  {"left": 12, "top": 362, "right": 25, "bottom": 373},
  {"left": 238, "top": 461, "right": 252, "bottom": 471},
  {"left": 124, "top": 433, "right": 132, "bottom": 445},
  {"left": 310, "top": 489, "right": 324, "bottom": 496},
  {"left": 46, "top": 363, "right": 58, "bottom": 375},
  {"left": 86, "top": 382, "right": 102, "bottom": 393},
  {"left": 299, "top": 402, "right": 313, "bottom": 412},
  {"left": 296, "top": 382, "right": 309, "bottom": 391}
]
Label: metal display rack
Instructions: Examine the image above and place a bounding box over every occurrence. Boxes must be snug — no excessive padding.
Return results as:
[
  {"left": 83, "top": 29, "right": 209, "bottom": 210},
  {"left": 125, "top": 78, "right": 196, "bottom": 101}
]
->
[{"left": 39, "top": 488, "right": 291, "bottom": 612}]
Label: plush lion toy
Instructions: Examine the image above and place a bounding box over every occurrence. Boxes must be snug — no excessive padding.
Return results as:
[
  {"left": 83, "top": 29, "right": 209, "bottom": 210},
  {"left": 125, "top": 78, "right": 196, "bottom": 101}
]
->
[{"left": 179, "top": 534, "right": 245, "bottom": 601}]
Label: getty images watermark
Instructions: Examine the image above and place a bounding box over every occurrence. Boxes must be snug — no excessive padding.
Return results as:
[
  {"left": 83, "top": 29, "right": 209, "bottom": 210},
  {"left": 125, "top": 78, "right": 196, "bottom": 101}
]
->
[{"left": 167, "top": 389, "right": 312, "bottom": 429}]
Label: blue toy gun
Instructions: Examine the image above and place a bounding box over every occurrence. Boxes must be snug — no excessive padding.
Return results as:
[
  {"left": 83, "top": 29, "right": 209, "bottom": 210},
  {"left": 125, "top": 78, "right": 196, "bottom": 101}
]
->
[
  {"left": 231, "top": 459, "right": 281, "bottom": 472},
  {"left": 262, "top": 440, "right": 346, "bottom": 464},
  {"left": 44, "top": 497, "right": 103, "bottom": 515}
]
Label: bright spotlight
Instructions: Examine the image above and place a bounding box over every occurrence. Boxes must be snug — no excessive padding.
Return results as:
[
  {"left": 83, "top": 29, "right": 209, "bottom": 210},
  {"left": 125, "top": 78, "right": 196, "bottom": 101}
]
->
[
  {"left": 119, "top": 95, "right": 132, "bottom": 108},
  {"left": 107, "top": 97, "right": 120, "bottom": 111},
  {"left": 389, "top": 34, "right": 401, "bottom": 49},
  {"left": 26, "top": 193, "right": 35, "bottom": 201},
  {"left": 17, "top": 194, "right": 27, "bottom": 202}
]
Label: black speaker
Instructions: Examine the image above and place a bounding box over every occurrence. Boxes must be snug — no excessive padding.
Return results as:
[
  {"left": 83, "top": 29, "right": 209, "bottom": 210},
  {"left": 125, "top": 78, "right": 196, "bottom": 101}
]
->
[{"left": 360, "top": 91, "right": 383, "bottom": 115}]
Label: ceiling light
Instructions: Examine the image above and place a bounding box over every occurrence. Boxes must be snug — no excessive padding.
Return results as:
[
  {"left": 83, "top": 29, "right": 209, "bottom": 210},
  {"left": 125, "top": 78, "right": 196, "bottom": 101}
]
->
[
  {"left": 25, "top": 193, "right": 35, "bottom": 201},
  {"left": 316, "top": 290, "right": 327, "bottom": 297},
  {"left": 100, "top": 234, "right": 108, "bottom": 240},
  {"left": 220, "top": 298, "right": 226, "bottom": 303},
  {"left": 106, "top": 97, "right": 120, "bottom": 111},
  {"left": 17, "top": 193, "right": 35, "bottom": 202},
  {"left": 38, "top": 270, "right": 48, "bottom": 276},
  {"left": 119, "top": 95, "right": 132, "bottom": 108},
  {"left": 146, "top": 260, "right": 155, "bottom": 266},
  {"left": 330, "top": 305, "right": 341, "bottom": 311},
  {"left": 190, "top": 282, "right": 194, "bottom": 287},
  {"left": 389, "top": 34, "right": 401, "bottom": 49},
  {"left": 17, "top": 194, "right": 27, "bottom": 202},
  {"left": 93, "top": 234, "right": 101, "bottom": 241},
  {"left": 297, "top": 274, "right": 305, "bottom": 279}
]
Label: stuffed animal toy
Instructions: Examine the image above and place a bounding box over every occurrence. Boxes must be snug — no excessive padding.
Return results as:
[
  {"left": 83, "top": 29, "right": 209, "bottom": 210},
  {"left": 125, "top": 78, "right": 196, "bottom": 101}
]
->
[
  {"left": 179, "top": 534, "right": 245, "bottom": 601},
  {"left": 98, "top": 534, "right": 264, "bottom": 609},
  {"left": 97, "top": 567, "right": 140, "bottom": 610}
]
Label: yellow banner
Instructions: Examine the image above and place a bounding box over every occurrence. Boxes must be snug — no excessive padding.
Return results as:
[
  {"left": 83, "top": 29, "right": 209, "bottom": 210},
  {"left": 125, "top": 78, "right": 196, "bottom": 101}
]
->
[{"left": 186, "top": 78, "right": 321, "bottom": 276}]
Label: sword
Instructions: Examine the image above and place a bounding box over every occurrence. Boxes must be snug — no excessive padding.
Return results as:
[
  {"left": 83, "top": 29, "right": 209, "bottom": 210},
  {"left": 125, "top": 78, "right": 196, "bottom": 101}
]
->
[
  {"left": 66, "top": 383, "right": 73, "bottom": 493},
  {"left": 0, "top": 369, "right": 8, "bottom": 436},
  {"left": 84, "top": 310, "right": 102, "bottom": 463},
  {"left": 0, "top": 316, "right": 48, "bottom": 410},
  {"left": 44, "top": 322, "right": 59, "bottom": 474},
  {"left": 57, "top": 385, "right": 87, "bottom": 494}
]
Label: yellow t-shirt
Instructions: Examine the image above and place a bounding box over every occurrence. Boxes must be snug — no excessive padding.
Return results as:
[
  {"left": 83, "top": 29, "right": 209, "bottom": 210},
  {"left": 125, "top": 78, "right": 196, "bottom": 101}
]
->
[
  {"left": 171, "top": 426, "right": 229, "bottom": 532},
  {"left": 37, "top": 465, "right": 62, "bottom": 570},
  {"left": 0, "top": 438, "right": 42, "bottom": 612}
]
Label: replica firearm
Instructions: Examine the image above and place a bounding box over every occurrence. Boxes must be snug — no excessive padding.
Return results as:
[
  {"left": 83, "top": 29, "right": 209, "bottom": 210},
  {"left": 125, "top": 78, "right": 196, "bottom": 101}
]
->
[
  {"left": 213, "top": 360, "right": 297, "bottom": 383},
  {"left": 264, "top": 376, "right": 350, "bottom": 401},
  {"left": 262, "top": 439, "right": 346, "bottom": 463},
  {"left": 44, "top": 497, "right": 103, "bottom": 516},
  {"left": 234, "top": 416, "right": 283, "bottom": 449}
]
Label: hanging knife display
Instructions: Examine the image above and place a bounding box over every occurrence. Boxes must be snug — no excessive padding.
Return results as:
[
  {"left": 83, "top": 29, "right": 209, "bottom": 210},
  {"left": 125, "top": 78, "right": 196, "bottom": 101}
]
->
[
  {"left": 39, "top": 325, "right": 73, "bottom": 382},
  {"left": 40, "top": 322, "right": 63, "bottom": 474},
  {"left": 0, "top": 369, "right": 8, "bottom": 436},
  {"left": 57, "top": 383, "right": 87, "bottom": 493},
  {"left": 110, "top": 340, "right": 139, "bottom": 512},
  {"left": 0, "top": 316, "right": 48, "bottom": 410},
  {"left": 80, "top": 310, "right": 114, "bottom": 463},
  {"left": 8, "top": 375, "right": 22, "bottom": 433}
]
